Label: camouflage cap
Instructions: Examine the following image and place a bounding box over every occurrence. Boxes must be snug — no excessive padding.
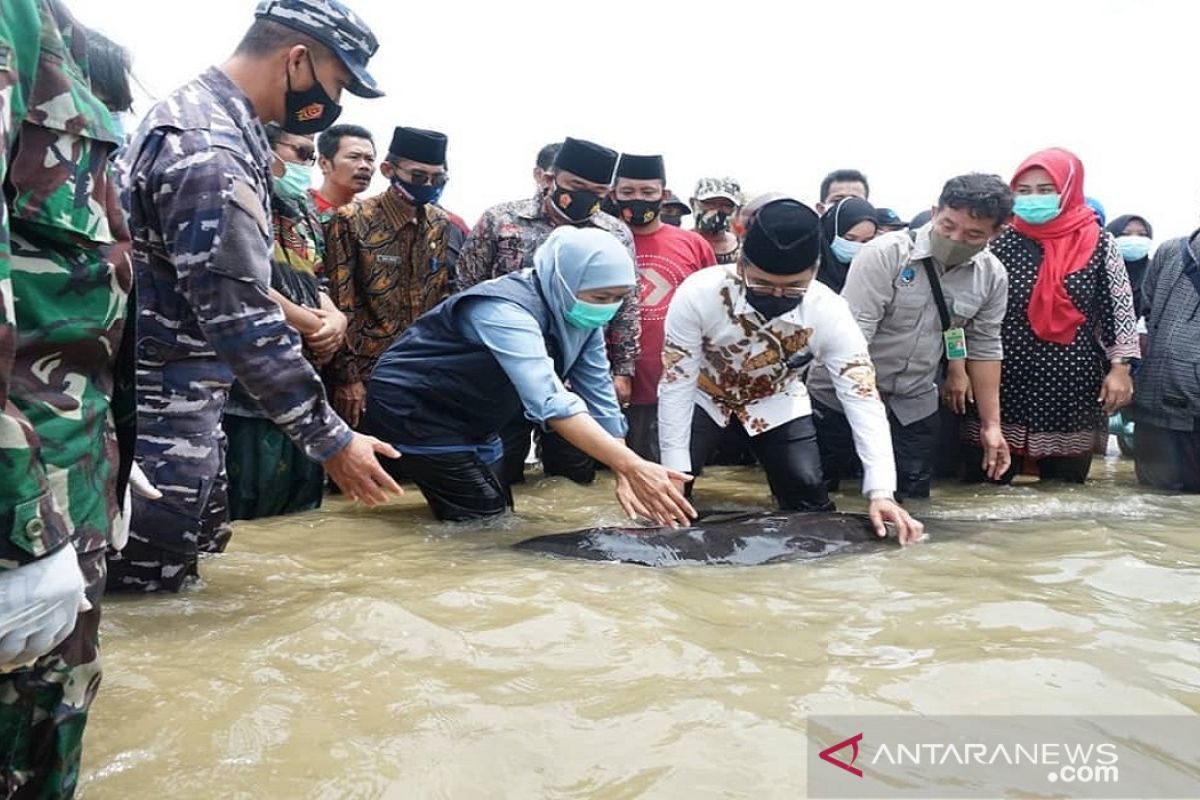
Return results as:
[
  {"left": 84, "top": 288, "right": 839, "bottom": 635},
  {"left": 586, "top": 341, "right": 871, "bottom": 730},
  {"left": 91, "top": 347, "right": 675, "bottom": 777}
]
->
[
  {"left": 693, "top": 176, "right": 743, "bottom": 205},
  {"left": 255, "top": 0, "right": 383, "bottom": 98}
]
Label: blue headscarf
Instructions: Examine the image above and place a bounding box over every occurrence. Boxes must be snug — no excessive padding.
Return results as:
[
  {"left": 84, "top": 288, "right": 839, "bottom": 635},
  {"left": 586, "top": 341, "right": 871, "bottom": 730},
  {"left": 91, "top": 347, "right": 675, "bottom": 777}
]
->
[{"left": 534, "top": 226, "right": 636, "bottom": 370}]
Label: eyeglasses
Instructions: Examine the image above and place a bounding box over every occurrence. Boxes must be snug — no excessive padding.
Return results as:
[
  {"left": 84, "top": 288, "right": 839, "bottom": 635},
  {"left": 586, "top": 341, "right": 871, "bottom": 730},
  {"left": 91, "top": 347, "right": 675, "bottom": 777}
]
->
[
  {"left": 740, "top": 270, "right": 807, "bottom": 299},
  {"left": 278, "top": 141, "right": 316, "bottom": 166},
  {"left": 395, "top": 166, "right": 449, "bottom": 187}
]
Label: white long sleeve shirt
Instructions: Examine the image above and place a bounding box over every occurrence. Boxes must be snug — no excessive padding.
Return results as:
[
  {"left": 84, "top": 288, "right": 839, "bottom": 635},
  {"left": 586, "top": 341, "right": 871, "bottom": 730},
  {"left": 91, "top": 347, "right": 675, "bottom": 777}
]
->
[{"left": 656, "top": 264, "right": 898, "bottom": 497}]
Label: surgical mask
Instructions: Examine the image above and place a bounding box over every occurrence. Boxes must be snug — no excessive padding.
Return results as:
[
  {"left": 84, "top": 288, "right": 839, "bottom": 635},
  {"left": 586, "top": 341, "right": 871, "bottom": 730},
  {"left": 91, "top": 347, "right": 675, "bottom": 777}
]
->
[
  {"left": 696, "top": 208, "right": 732, "bottom": 234},
  {"left": 617, "top": 198, "right": 662, "bottom": 227},
  {"left": 565, "top": 298, "right": 622, "bottom": 329},
  {"left": 1012, "top": 194, "right": 1062, "bottom": 225},
  {"left": 275, "top": 161, "right": 312, "bottom": 200},
  {"left": 746, "top": 292, "right": 802, "bottom": 319},
  {"left": 1116, "top": 235, "right": 1152, "bottom": 262},
  {"left": 830, "top": 235, "right": 862, "bottom": 263},
  {"left": 929, "top": 230, "right": 985, "bottom": 267},
  {"left": 283, "top": 53, "right": 343, "bottom": 135},
  {"left": 549, "top": 182, "right": 602, "bottom": 223},
  {"left": 391, "top": 174, "right": 443, "bottom": 207}
]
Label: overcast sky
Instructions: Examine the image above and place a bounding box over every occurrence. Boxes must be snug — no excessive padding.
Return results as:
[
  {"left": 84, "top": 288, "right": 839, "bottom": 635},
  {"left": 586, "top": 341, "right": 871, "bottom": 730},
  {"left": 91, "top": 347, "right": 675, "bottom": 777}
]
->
[{"left": 79, "top": 0, "right": 1199, "bottom": 239}]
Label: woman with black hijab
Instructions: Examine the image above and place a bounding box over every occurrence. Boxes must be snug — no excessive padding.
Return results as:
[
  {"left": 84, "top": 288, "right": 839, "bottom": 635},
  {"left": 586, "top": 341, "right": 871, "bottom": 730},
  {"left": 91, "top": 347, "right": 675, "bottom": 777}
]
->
[
  {"left": 817, "top": 197, "right": 879, "bottom": 292},
  {"left": 1107, "top": 214, "right": 1154, "bottom": 318}
]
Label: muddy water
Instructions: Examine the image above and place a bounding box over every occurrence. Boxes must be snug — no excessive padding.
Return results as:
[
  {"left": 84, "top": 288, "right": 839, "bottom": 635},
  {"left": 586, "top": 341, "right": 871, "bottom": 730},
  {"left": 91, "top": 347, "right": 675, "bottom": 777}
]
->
[{"left": 79, "top": 455, "right": 1200, "bottom": 798}]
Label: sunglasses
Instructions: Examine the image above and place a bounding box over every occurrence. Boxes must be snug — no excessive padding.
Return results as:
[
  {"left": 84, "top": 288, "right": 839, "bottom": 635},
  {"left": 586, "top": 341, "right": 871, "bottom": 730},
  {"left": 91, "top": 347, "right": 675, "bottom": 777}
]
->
[
  {"left": 279, "top": 141, "right": 316, "bottom": 165},
  {"left": 395, "top": 166, "right": 449, "bottom": 187}
]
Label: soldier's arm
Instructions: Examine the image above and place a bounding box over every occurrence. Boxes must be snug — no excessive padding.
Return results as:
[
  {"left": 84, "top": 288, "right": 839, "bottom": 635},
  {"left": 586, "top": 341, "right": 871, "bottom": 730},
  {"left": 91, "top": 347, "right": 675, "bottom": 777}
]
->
[
  {"left": 155, "top": 151, "right": 352, "bottom": 463},
  {"left": 454, "top": 211, "right": 499, "bottom": 291},
  {"left": 321, "top": 210, "right": 359, "bottom": 388},
  {"left": 0, "top": 1, "right": 74, "bottom": 571}
]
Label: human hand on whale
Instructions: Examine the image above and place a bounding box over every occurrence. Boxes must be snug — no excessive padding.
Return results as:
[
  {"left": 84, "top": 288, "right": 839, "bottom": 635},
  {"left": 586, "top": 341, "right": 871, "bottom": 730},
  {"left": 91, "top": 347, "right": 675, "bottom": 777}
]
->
[{"left": 868, "top": 497, "right": 923, "bottom": 545}]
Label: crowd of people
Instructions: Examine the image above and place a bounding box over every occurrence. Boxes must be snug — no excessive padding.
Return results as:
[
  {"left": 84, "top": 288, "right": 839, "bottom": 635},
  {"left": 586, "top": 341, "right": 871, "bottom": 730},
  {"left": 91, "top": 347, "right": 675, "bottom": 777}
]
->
[{"left": 3, "top": 0, "right": 1199, "bottom": 796}]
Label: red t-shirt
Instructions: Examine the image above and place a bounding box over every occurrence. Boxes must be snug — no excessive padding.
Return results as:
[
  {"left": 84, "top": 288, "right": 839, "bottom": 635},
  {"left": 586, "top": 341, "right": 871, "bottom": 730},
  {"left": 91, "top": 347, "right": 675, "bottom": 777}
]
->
[
  {"left": 631, "top": 224, "right": 717, "bottom": 405},
  {"left": 308, "top": 188, "right": 338, "bottom": 219}
]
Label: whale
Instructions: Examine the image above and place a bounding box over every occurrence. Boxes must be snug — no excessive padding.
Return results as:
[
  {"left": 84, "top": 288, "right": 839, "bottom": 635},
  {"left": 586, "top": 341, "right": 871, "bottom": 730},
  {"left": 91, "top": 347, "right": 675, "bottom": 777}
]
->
[{"left": 513, "top": 510, "right": 898, "bottom": 566}]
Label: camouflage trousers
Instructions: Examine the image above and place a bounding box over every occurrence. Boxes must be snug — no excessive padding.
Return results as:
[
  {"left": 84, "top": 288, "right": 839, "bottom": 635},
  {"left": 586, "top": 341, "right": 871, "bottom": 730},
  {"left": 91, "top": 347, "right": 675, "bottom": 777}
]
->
[
  {"left": 107, "top": 422, "right": 232, "bottom": 593},
  {"left": 0, "top": 547, "right": 105, "bottom": 800}
]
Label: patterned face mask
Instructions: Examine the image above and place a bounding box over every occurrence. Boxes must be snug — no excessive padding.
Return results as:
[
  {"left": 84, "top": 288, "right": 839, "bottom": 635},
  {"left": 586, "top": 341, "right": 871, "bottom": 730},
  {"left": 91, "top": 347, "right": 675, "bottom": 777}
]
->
[{"left": 696, "top": 209, "right": 731, "bottom": 234}]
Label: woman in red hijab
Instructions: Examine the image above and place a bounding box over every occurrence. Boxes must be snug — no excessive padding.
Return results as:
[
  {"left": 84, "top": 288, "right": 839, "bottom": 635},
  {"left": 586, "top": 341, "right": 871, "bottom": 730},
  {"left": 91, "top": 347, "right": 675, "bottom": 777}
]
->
[{"left": 962, "top": 148, "right": 1139, "bottom": 483}]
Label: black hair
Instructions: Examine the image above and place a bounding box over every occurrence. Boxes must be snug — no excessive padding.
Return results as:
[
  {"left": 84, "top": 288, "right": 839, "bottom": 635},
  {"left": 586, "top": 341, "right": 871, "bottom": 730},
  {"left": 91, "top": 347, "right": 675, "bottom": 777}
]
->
[
  {"left": 316, "top": 124, "right": 375, "bottom": 160},
  {"left": 937, "top": 173, "right": 1014, "bottom": 226},
  {"left": 819, "top": 169, "right": 870, "bottom": 204},
  {"left": 234, "top": 19, "right": 328, "bottom": 60},
  {"left": 263, "top": 121, "right": 285, "bottom": 147},
  {"left": 536, "top": 142, "right": 562, "bottom": 170},
  {"left": 85, "top": 28, "right": 133, "bottom": 112}
]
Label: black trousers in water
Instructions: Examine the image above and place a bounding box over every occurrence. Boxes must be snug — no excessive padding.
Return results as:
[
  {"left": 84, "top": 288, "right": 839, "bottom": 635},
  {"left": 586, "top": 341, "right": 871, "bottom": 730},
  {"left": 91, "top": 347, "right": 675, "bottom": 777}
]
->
[
  {"left": 1134, "top": 421, "right": 1200, "bottom": 492},
  {"left": 624, "top": 404, "right": 659, "bottom": 462},
  {"left": 382, "top": 451, "right": 514, "bottom": 522},
  {"left": 499, "top": 415, "right": 596, "bottom": 486},
  {"left": 813, "top": 400, "right": 939, "bottom": 500},
  {"left": 689, "top": 409, "right": 834, "bottom": 511}
]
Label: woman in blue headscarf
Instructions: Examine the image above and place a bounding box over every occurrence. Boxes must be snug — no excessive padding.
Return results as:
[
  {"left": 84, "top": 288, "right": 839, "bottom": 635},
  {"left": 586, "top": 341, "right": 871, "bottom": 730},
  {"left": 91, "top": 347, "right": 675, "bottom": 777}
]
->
[{"left": 365, "top": 226, "right": 695, "bottom": 525}]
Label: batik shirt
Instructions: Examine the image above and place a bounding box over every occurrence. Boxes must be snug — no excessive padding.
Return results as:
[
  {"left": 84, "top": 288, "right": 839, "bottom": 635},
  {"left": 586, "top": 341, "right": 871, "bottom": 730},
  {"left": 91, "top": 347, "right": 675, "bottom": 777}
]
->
[
  {"left": 658, "top": 264, "right": 897, "bottom": 496},
  {"left": 324, "top": 188, "right": 456, "bottom": 388}
]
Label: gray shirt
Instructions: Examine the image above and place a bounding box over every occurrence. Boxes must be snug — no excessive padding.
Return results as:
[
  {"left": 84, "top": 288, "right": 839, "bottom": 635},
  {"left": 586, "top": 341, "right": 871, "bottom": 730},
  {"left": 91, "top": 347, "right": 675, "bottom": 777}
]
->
[
  {"left": 808, "top": 225, "right": 1008, "bottom": 425},
  {"left": 1134, "top": 232, "right": 1200, "bottom": 431}
]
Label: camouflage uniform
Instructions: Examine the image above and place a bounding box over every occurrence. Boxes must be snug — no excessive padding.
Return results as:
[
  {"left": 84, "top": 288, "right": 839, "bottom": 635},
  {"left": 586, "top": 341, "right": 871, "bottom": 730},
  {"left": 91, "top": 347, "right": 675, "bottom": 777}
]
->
[
  {"left": 1, "top": 0, "right": 131, "bottom": 796},
  {"left": 109, "top": 66, "right": 353, "bottom": 592}
]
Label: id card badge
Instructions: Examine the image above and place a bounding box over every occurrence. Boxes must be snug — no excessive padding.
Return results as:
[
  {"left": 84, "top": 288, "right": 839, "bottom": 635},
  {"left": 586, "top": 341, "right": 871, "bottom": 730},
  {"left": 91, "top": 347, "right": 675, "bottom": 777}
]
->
[{"left": 944, "top": 327, "right": 968, "bottom": 360}]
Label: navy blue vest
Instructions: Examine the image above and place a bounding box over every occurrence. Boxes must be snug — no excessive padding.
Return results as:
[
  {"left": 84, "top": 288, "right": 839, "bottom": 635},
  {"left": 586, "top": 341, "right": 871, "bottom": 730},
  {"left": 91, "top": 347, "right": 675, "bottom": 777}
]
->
[{"left": 364, "top": 270, "right": 564, "bottom": 446}]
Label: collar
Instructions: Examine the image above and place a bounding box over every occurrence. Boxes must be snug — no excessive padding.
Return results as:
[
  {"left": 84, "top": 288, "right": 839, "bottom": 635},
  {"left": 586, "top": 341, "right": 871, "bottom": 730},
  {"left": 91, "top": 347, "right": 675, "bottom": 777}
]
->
[{"left": 198, "top": 67, "right": 270, "bottom": 171}]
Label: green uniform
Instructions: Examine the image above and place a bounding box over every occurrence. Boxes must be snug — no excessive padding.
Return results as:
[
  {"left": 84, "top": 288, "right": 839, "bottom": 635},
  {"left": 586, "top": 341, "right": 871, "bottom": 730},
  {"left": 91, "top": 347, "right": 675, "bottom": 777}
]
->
[{"left": 0, "top": 0, "right": 130, "bottom": 796}]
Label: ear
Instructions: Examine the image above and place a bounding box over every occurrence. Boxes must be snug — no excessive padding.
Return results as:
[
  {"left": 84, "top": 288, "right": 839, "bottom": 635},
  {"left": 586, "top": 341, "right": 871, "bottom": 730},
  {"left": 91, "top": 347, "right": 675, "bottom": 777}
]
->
[
  {"left": 379, "top": 161, "right": 394, "bottom": 179},
  {"left": 317, "top": 155, "right": 332, "bottom": 176},
  {"left": 816, "top": 202, "right": 826, "bottom": 215}
]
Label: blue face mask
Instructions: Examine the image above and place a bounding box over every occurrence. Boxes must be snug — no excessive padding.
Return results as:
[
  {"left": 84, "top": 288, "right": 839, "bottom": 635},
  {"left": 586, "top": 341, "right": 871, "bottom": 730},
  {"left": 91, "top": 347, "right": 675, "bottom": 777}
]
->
[
  {"left": 275, "top": 161, "right": 312, "bottom": 200},
  {"left": 1013, "top": 193, "right": 1062, "bottom": 225},
  {"left": 391, "top": 174, "right": 444, "bottom": 207},
  {"left": 564, "top": 298, "right": 622, "bottom": 329},
  {"left": 1116, "top": 235, "right": 1152, "bottom": 262},
  {"left": 830, "top": 235, "right": 863, "bottom": 263}
]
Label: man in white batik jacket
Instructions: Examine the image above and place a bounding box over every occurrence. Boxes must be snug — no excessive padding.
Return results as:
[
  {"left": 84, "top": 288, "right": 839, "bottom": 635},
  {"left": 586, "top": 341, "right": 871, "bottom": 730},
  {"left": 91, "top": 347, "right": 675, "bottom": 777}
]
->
[{"left": 657, "top": 198, "right": 923, "bottom": 544}]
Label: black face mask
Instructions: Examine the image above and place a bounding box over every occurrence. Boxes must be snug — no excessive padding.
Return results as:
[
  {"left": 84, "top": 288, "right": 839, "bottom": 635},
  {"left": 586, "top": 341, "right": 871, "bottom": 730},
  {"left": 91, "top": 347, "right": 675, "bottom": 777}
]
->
[
  {"left": 746, "top": 292, "right": 802, "bottom": 319},
  {"left": 696, "top": 209, "right": 732, "bottom": 234},
  {"left": 549, "top": 182, "right": 602, "bottom": 224},
  {"left": 661, "top": 213, "right": 683, "bottom": 227},
  {"left": 283, "top": 53, "right": 343, "bottom": 135},
  {"left": 617, "top": 198, "right": 662, "bottom": 227}
]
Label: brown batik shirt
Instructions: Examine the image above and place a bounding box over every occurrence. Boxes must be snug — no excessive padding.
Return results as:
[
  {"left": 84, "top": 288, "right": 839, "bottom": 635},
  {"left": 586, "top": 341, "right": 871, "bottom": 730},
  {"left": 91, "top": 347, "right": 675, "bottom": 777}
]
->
[{"left": 325, "top": 188, "right": 456, "bottom": 387}]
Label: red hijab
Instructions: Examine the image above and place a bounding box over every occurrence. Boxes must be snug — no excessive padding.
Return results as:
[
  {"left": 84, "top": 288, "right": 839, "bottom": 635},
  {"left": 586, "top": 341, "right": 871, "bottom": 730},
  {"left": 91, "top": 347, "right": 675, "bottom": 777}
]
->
[{"left": 1011, "top": 148, "right": 1100, "bottom": 345}]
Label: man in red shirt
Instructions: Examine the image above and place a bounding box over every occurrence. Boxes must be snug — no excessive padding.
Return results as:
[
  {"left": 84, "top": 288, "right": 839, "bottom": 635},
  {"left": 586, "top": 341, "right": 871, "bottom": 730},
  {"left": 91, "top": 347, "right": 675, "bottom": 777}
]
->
[
  {"left": 311, "top": 123, "right": 376, "bottom": 221},
  {"left": 612, "top": 154, "right": 717, "bottom": 460}
]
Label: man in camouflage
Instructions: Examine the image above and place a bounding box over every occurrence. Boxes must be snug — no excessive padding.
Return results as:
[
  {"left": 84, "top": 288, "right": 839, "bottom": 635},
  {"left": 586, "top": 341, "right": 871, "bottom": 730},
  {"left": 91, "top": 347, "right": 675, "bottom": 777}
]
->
[
  {"left": 109, "top": 0, "right": 402, "bottom": 593},
  {"left": 0, "top": 1, "right": 132, "bottom": 795}
]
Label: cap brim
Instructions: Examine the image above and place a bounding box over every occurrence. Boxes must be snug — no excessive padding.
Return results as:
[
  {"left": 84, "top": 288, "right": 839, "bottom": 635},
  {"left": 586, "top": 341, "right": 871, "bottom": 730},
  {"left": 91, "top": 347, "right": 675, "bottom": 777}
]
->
[
  {"left": 695, "top": 192, "right": 739, "bottom": 203},
  {"left": 345, "top": 62, "right": 384, "bottom": 99}
]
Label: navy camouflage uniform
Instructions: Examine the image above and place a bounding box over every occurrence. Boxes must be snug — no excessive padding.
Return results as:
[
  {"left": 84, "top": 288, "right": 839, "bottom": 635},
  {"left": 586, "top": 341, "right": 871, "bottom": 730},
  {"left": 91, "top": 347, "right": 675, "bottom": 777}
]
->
[{"left": 109, "top": 67, "right": 353, "bottom": 592}]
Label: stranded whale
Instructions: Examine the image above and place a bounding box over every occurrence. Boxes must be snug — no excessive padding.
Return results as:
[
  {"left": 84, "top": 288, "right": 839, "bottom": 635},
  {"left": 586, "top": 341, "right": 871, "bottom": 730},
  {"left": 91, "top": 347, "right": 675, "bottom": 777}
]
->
[{"left": 514, "top": 511, "right": 898, "bottom": 566}]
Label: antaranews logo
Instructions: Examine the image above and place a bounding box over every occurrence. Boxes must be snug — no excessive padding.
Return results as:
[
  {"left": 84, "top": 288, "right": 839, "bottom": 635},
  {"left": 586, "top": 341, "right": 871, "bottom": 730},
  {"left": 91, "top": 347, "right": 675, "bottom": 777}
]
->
[{"left": 819, "top": 733, "right": 864, "bottom": 778}]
